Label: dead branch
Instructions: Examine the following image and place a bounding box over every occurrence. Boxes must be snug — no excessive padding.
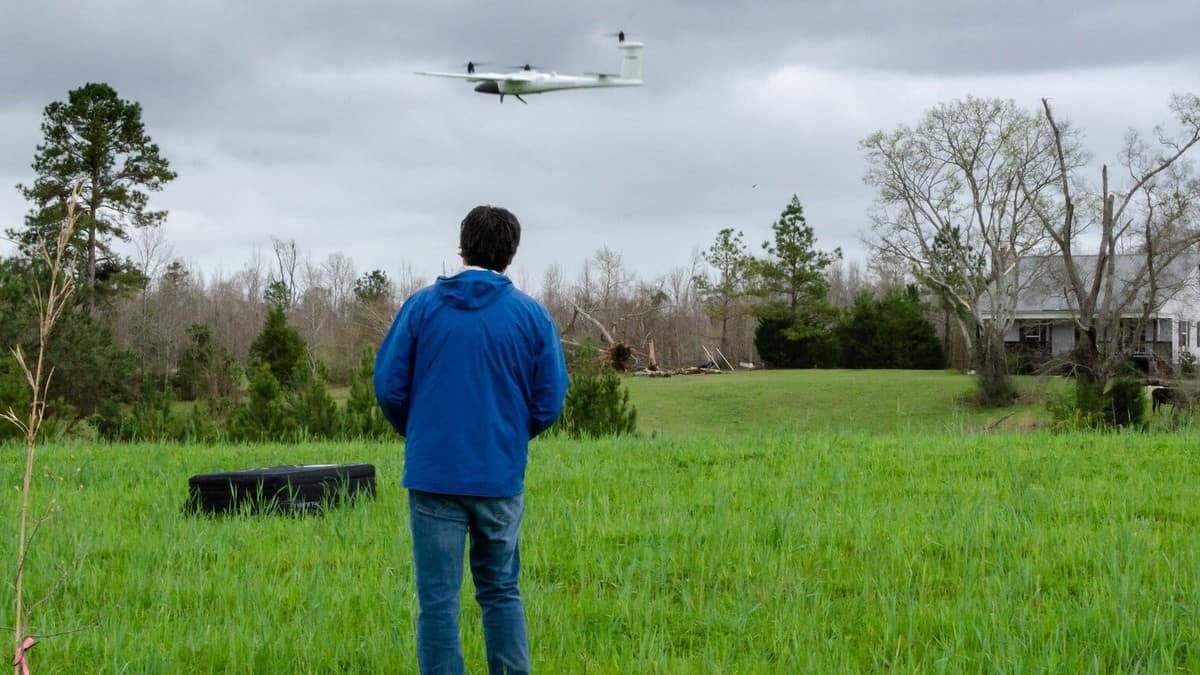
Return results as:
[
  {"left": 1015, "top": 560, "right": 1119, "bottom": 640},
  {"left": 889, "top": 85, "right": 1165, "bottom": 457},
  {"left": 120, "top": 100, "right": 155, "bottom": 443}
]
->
[
  {"left": 569, "top": 302, "right": 615, "bottom": 345},
  {"left": 559, "top": 308, "right": 579, "bottom": 338},
  {"left": 634, "top": 365, "right": 724, "bottom": 376},
  {"left": 985, "top": 412, "right": 1017, "bottom": 432},
  {"left": 713, "top": 346, "right": 736, "bottom": 371}
]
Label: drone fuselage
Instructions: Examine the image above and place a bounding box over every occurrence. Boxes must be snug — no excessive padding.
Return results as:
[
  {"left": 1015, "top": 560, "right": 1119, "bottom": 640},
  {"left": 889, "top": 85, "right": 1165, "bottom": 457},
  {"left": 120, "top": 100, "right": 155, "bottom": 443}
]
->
[{"left": 473, "top": 74, "right": 641, "bottom": 97}]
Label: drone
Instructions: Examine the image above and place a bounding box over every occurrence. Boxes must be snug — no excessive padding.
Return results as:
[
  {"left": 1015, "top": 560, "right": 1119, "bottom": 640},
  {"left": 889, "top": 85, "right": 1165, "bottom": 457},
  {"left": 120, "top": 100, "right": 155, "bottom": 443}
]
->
[{"left": 416, "top": 33, "right": 644, "bottom": 103}]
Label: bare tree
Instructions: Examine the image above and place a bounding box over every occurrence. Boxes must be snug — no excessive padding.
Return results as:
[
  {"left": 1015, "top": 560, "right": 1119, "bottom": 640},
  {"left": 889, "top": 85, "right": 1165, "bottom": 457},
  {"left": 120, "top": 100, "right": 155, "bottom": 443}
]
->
[
  {"left": 393, "top": 259, "right": 425, "bottom": 303},
  {"left": 296, "top": 258, "right": 336, "bottom": 360},
  {"left": 538, "top": 263, "right": 573, "bottom": 331},
  {"left": 512, "top": 265, "right": 533, "bottom": 294},
  {"left": 270, "top": 237, "right": 300, "bottom": 307},
  {"left": 321, "top": 252, "right": 357, "bottom": 319},
  {"left": 131, "top": 225, "right": 174, "bottom": 283},
  {"left": 114, "top": 260, "right": 201, "bottom": 387},
  {"left": 826, "top": 258, "right": 868, "bottom": 308},
  {"left": 863, "top": 96, "right": 1068, "bottom": 403},
  {"left": 592, "top": 246, "right": 628, "bottom": 314},
  {"left": 1031, "top": 94, "right": 1200, "bottom": 390},
  {"left": 207, "top": 255, "right": 268, "bottom": 363},
  {"left": 660, "top": 255, "right": 708, "bottom": 366}
]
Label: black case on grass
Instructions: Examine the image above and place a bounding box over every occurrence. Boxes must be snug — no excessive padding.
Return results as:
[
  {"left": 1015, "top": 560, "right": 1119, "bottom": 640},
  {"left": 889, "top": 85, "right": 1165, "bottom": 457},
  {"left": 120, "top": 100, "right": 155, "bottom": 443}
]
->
[{"left": 187, "top": 463, "right": 376, "bottom": 514}]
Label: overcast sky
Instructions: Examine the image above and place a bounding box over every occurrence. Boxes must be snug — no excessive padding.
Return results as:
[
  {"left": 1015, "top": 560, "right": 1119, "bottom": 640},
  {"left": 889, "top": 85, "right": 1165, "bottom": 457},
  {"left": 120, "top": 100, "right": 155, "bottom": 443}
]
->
[{"left": 2, "top": 0, "right": 1198, "bottom": 290}]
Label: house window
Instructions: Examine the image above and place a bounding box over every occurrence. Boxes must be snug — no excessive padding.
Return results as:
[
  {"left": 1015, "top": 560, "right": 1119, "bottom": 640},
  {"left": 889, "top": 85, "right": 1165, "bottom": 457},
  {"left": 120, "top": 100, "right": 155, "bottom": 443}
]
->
[
  {"left": 1021, "top": 323, "right": 1049, "bottom": 344},
  {"left": 1183, "top": 320, "right": 1191, "bottom": 349}
]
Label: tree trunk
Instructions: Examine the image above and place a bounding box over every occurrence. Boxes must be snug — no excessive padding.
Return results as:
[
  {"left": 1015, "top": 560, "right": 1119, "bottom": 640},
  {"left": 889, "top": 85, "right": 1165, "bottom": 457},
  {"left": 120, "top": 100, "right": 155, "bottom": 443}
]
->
[
  {"left": 719, "top": 316, "right": 728, "bottom": 357},
  {"left": 88, "top": 174, "right": 100, "bottom": 314},
  {"left": 943, "top": 307, "right": 951, "bottom": 368},
  {"left": 1072, "top": 327, "right": 1104, "bottom": 416},
  {"left": 975, "top": 328, "right": 1015, "bottom": 406},
  {"left": 86, "top": 218, "right": 97, "bottom": 314}
]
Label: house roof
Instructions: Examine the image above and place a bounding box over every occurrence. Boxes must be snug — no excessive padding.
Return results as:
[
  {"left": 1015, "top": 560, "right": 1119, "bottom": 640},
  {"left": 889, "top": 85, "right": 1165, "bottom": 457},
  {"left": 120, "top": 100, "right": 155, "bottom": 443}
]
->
[{"left": 1012, "top": 253, "right": 1200, "bottom": 314}]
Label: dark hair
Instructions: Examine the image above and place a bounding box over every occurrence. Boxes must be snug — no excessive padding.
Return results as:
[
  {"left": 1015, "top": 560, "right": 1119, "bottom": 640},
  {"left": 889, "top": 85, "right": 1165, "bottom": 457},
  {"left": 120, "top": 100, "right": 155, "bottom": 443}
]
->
[{"left": 459, "top": 205, "right": 521, "bottom": 272}]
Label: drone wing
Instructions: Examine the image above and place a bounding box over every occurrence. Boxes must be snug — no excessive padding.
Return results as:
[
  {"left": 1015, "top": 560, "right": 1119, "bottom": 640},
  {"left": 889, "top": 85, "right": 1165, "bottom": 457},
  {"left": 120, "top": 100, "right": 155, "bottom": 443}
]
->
[{"left": 414, "top": 71, "right": 534, "bottom": 82}]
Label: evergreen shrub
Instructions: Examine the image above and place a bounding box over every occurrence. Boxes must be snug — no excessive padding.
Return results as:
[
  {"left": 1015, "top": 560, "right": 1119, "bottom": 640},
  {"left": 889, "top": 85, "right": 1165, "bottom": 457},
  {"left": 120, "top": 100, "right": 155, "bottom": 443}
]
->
[{"left": 554, "top": 342, "right": 637, "bottom": 438}]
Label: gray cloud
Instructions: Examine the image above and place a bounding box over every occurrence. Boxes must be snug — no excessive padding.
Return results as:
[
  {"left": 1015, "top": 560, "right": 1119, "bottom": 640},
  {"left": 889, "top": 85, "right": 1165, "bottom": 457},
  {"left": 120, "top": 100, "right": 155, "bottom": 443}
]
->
[{"left": 2, "top": 0, "right": 1199, "bottom": 284}]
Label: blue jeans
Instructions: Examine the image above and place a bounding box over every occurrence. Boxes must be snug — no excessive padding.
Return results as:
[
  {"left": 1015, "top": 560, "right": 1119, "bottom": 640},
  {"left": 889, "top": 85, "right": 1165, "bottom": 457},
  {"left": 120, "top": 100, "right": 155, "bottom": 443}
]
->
[{"left": 408, "top": 489, "right": 529, "bottom": 675}]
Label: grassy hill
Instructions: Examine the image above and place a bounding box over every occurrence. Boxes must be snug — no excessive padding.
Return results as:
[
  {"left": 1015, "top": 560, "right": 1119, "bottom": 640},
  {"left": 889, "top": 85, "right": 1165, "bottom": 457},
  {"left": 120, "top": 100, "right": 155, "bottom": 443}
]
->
[{"left": 624, "top": 369, "right": 1054, "bottom": 437}]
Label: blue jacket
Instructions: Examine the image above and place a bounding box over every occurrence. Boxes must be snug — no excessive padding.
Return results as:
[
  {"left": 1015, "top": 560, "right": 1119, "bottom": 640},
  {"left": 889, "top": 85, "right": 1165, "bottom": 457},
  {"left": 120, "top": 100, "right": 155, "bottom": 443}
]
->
[{"left": 374, "top": 270, "right": 569, "bottom": 497}]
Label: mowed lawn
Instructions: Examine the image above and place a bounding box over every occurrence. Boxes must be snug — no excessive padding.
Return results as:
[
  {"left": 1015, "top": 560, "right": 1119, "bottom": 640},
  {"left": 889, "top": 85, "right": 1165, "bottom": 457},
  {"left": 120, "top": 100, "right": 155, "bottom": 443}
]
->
[
  {"left": 624, "top": 369, "right": 1051, "bottom": 437},
  {"left": 2, "top": 429, "right": 1199, "bottom": 672}
]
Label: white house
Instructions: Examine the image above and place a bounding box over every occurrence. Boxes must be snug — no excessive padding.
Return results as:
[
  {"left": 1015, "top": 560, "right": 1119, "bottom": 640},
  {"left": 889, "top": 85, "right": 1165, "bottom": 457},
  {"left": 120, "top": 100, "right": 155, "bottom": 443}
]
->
[{"left": 1001, "top": 254, "right": 1200, "bottom": 372}]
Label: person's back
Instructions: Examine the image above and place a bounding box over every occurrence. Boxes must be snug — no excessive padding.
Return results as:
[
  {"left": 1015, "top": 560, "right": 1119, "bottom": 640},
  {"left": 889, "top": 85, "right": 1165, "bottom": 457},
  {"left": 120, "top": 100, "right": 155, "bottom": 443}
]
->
[{"left": 375, "top": 205, "right": 568, "bottom": 675}]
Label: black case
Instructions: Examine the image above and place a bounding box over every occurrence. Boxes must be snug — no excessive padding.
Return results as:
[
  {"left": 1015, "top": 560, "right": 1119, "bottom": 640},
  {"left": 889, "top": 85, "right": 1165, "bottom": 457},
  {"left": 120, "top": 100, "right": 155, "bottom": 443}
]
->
[{"left": 186, "top": 463, "right": 376, "bottom": 514}]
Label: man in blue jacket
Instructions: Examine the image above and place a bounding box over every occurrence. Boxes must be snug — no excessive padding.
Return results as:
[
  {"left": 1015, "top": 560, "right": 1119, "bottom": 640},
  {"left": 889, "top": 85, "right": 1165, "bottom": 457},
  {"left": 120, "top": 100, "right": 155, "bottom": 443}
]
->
[{"left": 375, "top": 205, "right": 569, "bottom": 675}]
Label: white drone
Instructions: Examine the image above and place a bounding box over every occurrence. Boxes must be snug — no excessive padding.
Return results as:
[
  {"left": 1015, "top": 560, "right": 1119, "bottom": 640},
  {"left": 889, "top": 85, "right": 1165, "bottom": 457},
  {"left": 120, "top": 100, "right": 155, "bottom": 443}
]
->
[{"left": 416, "top": 32, "right": 644, "bottom": 103}]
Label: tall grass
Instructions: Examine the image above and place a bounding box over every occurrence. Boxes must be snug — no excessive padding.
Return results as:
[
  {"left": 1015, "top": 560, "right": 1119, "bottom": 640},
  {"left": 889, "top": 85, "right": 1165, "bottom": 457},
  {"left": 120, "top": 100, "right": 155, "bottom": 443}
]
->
[{"left": 2, "top": 432, "right": 1198, "bottom": 672}]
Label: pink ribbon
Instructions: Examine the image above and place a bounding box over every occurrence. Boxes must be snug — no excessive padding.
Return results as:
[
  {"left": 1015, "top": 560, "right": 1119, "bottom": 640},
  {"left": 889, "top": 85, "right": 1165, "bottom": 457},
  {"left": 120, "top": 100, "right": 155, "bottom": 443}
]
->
[{"left": 13, "top": 637, "right": 35, "bottom": 675}]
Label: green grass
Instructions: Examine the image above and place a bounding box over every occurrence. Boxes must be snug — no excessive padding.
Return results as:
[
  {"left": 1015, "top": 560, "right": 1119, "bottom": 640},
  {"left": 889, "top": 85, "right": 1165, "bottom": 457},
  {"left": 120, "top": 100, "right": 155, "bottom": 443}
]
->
[
  {"left": 4, "top": 433, "right": 1200, "bottom": 672},
  {"left": 624, "top": 369, "right": 1055, "bottom": 437}
]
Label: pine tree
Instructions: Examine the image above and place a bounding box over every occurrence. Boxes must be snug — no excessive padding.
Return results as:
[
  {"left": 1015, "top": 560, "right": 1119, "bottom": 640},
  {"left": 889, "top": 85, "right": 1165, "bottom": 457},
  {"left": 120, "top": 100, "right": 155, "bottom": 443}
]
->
[
  {"left": 693, "top": 228, "right": 752, "bottom": 356},
  {"left": 757, "top": 195, "right": 841, "bottom": 320},
  {"left": 249, "top": 284, "right": 307, "bottom": 390},
  {"left": 342, "top": 346, "right": 394, "bottom": 439},
  {"left": 228, "top": 363, "right": 297, "bottom": 442},
  {"left": 752, "top": 195, "right": 843, "bottom": 368},
  {"left": 13, "top": 83, "right": 175, "bottom": 308},
  {"left": 555, "top": 342, "right": 637, "bottom": 438},
  {"left": 174, "top": 324, "right": 236, "bottom": 401},
  {"left": 287, "top": 361, "right": 339, "bottom": 440}
]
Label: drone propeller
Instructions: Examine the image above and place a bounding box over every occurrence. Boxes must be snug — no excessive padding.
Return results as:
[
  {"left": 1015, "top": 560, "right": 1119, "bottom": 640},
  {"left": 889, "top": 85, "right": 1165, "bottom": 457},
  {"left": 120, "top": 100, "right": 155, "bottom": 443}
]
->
[
  {"left": 507, "top": 64, "right": 539, "bottom": 71},
  {"left": 605, "top": 30, "right": 627, "bottom": 43},
  {"left": 462, "top": 60, "right": 489, "bottom": 74}
]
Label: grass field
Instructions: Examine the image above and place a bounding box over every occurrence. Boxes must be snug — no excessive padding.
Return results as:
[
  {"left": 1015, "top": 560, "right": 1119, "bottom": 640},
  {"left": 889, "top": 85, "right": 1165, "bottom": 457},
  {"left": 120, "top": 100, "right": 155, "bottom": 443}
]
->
[
  {"left": 3, "top": 426, "right": 1200, "bottom": 672},
  {"left": 5, "top": 370, "right": 1199, "bottom": 672}
]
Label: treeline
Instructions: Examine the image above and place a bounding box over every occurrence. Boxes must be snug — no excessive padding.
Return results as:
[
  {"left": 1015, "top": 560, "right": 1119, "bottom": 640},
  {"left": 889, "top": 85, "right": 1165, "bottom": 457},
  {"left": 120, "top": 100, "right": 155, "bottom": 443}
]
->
[
  {"left": 0, "top": 82, "right": 953, "bottom": 443},
  {"left": 691, "top": 196, "right": 943, "bottom": 370}
]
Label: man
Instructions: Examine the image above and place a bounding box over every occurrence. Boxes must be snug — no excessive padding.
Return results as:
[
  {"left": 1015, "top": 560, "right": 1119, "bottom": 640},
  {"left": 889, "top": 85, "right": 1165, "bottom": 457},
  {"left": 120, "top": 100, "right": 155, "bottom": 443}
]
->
[{"left": 375, "top": 205, "right": 569, "bottom": 675}]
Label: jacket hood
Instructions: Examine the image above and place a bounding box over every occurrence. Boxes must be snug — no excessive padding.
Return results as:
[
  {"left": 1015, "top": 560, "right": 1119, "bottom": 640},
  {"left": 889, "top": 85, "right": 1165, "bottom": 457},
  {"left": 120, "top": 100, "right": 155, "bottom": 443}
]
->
[{"left": 435, "top": 269, "right": 513, "bottom": 310}]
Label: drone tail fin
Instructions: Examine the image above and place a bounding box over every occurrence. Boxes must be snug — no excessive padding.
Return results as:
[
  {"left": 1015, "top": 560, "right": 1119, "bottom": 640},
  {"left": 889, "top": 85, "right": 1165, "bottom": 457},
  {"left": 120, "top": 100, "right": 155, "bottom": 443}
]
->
[{"left": 618, "top": 42, "right": 643, "bottom": 82}]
